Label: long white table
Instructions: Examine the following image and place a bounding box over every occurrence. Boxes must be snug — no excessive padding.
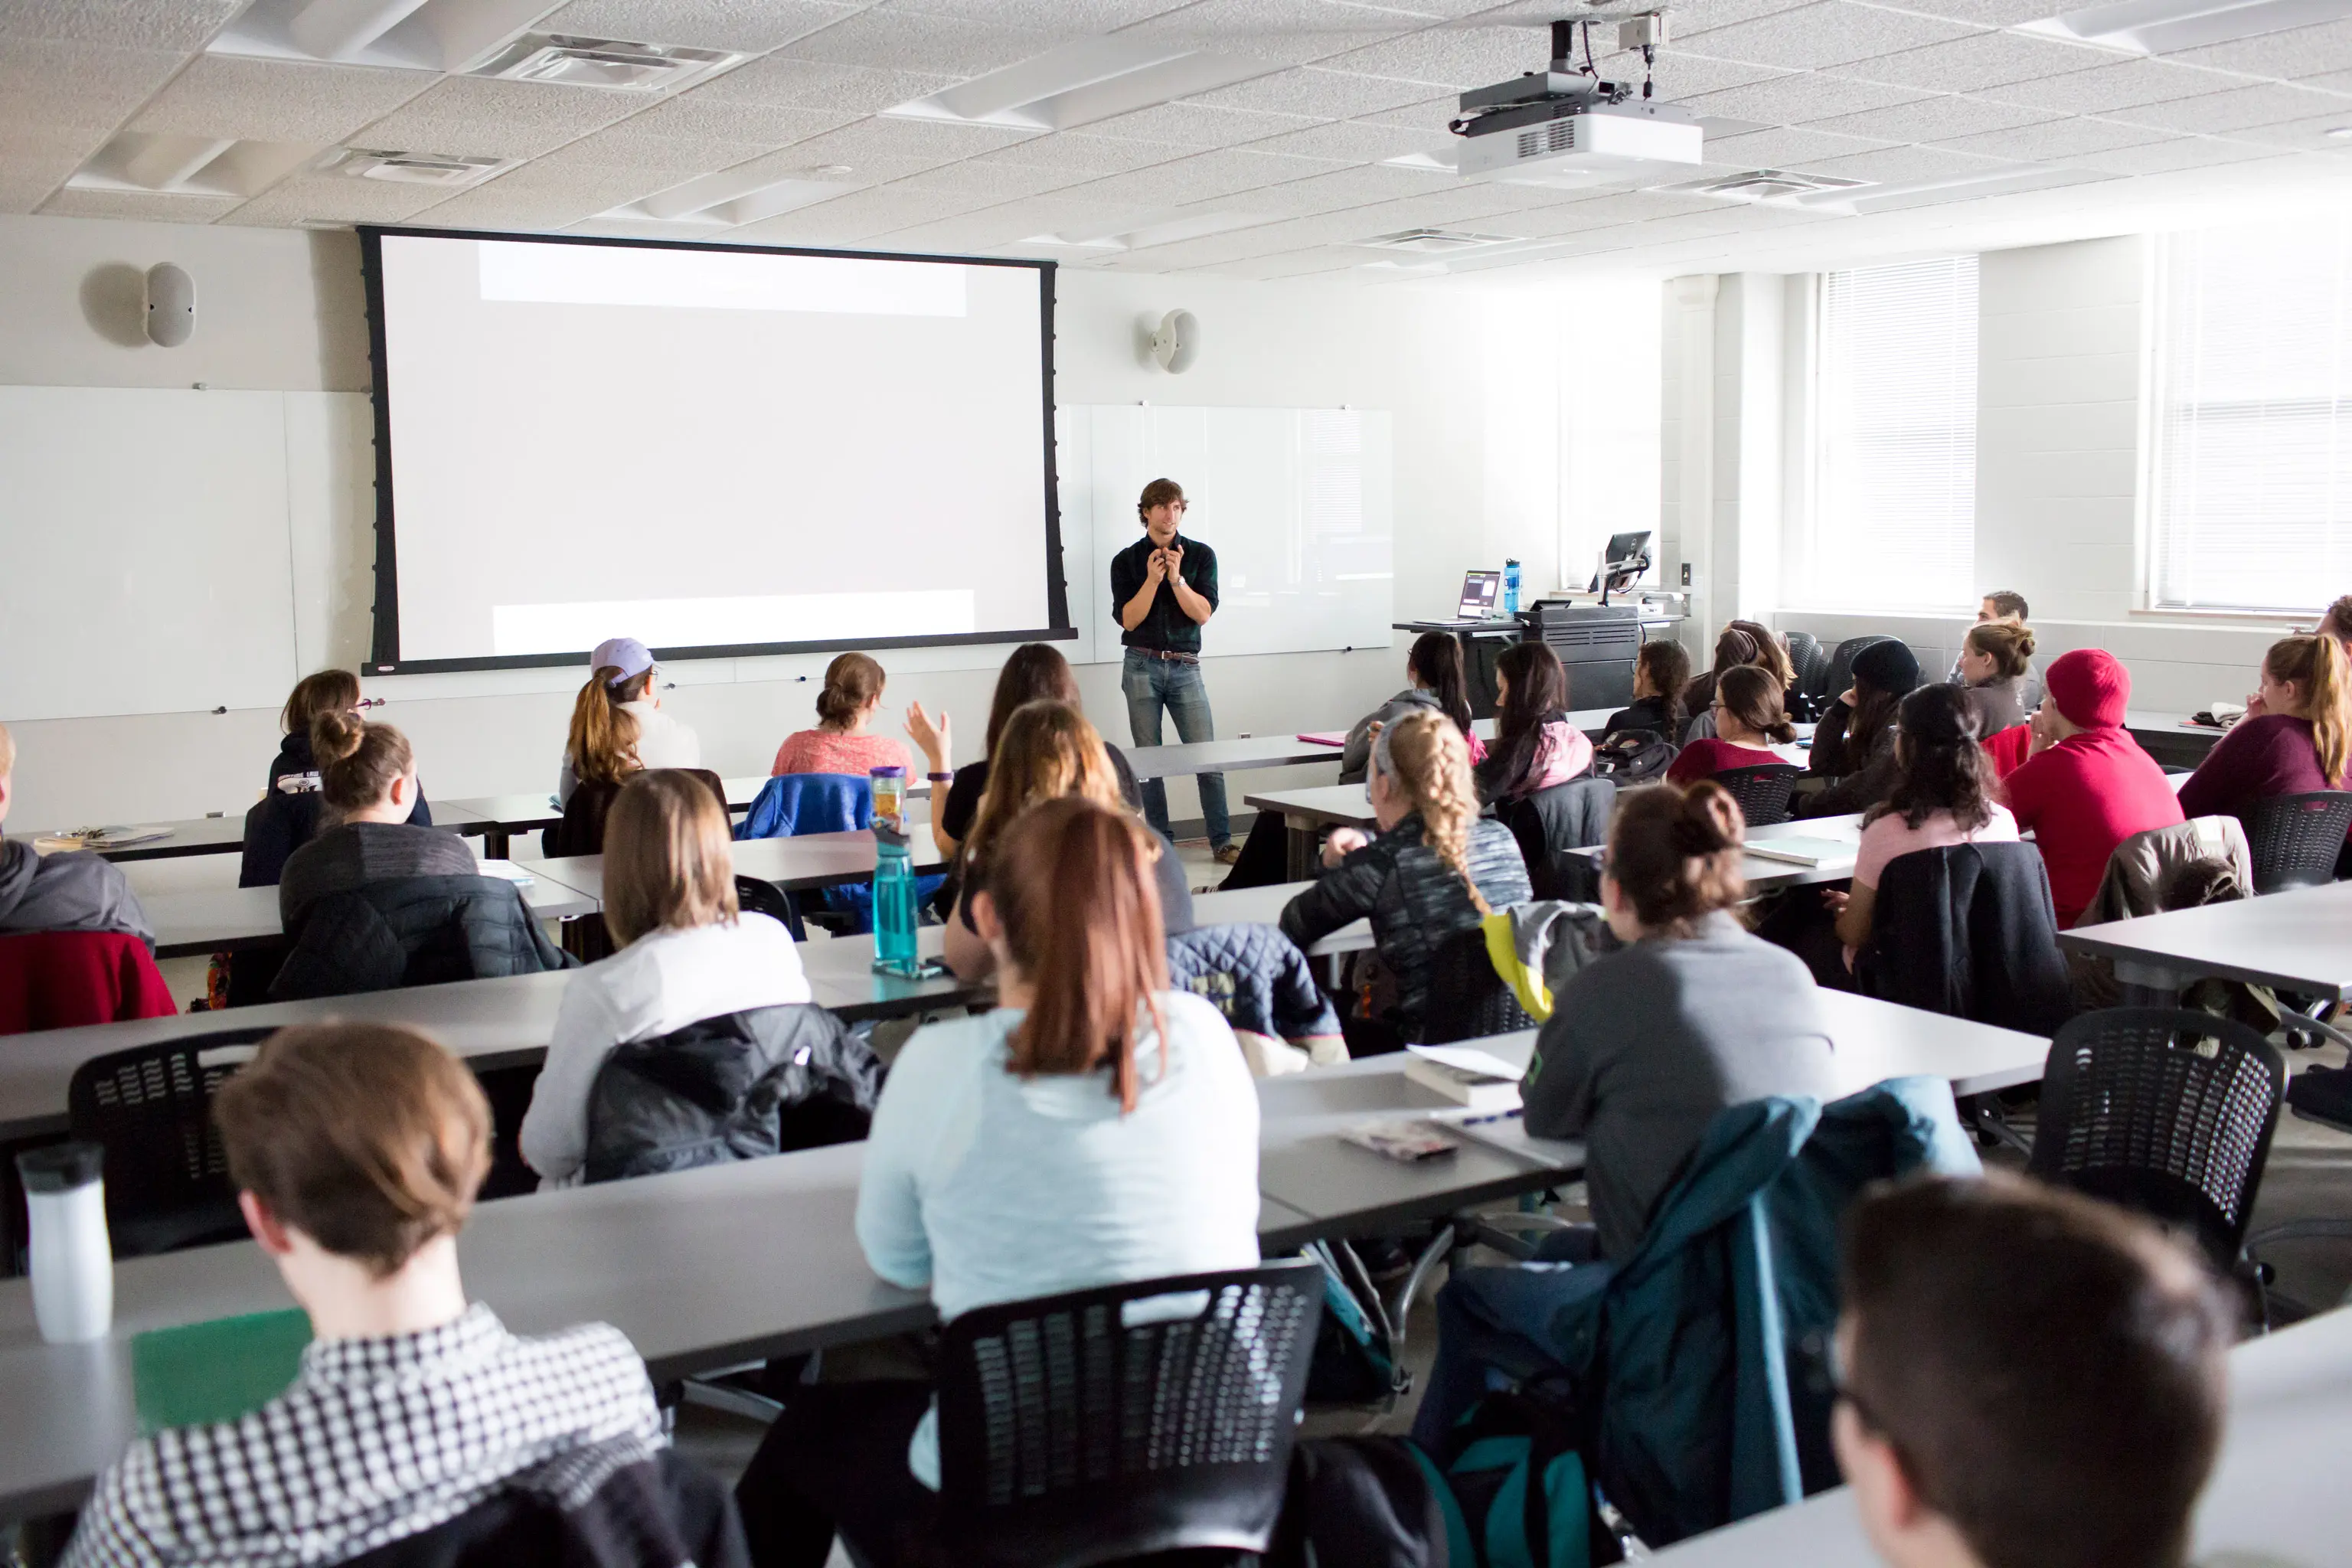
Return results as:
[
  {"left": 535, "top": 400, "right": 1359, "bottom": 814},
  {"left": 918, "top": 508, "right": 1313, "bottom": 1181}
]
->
[
  {"left": 523, "top": 829, "right": 948, "bottom": 903},
  {"left": 2056, "top": 877, "right": 2352, "bottom": 1003},
  {"left": 0, "top": 993, "right": 2053, "bottom": 1524},
  {"left": 143, "top": 864, "right": 604, "bottom": 961},
  {"left": 1649, "top": 1303, "right": 2352, "bottom": 1566},
  {"left": 4, "top": 805, "right": 501, "bottom": 864}
]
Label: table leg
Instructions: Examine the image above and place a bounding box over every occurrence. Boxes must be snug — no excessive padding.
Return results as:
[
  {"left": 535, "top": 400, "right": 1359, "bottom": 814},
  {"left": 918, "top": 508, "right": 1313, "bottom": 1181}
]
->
[
  {"left": 1285, "top": 813, "right": 1316, "bottom": 881},
  {"left": 2112, "top": 959, "right": 2180, "bottom": 1009},
  {"left": 484, "top": 826, "right": 511, "bottom": 859}
]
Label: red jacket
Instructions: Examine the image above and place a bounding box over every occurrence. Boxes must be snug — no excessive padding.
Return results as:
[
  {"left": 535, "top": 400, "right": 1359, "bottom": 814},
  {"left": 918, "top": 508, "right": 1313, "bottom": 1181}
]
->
[
  {"left": 2003, "top": 728, "right": 2184, "bottom": 928},
  {"left": 0, "top": 931, "right": 178, "bottom": 1035}
]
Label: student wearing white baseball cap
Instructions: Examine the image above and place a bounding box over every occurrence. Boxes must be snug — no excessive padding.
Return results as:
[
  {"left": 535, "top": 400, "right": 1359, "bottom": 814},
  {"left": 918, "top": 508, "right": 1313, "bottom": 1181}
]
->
[{"left": 558, "top": 635, "right": 703, "bottom": 805}]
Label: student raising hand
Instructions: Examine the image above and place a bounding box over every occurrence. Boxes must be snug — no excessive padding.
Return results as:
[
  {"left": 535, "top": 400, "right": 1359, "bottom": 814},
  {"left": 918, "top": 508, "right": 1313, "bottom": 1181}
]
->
[{"left": 904, "top": 701, "right": 950, "bottom": 773}]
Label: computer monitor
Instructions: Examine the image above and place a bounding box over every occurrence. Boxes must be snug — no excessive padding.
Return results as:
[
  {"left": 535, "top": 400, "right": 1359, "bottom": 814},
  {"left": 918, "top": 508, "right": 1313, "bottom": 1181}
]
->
[
  {"left": 1458, "top": 570, "right": 1501, "bottom": 619},
  {"left": 1590, "top": 531, "right": 1654, "bottom": 603}
]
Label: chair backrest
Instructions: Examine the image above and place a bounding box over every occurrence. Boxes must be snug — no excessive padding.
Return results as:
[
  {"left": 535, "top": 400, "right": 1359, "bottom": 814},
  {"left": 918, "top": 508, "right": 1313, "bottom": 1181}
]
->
[
  {"left": 67, "top": 1027, "right": 270, "bottom": 1256},
  {"left": 338, "top": 1444, "right": 741, "bottom": 1568},
  {"left": 1498, "top": 775, "right": 1617, "bottom": 901},
  {"left": 1710, "top": 763, "right": 1802, "bottom": 828},
  {"left": 1786, "top": 632, "right": 1828, "bottom": 697},
  {"left": 733, "top": 874, "right": 805, "bottom": 941},
  {"left": 237, "top": 789, "right": 322, "bottom": 888},
  {"left": 1418, "top": 923, "right": 1537, "bottom": 1045},
  {"left": 1821, "top": 635, "right": 1901, "bottom": 704},
  {"left": 737, "top": 772, "right": 871, "bottom": 841},
  {"left": 2241, "top": 789, "right": 2352, "bottom": 893},
  {"left": 2078, "top": 814, "right": 2253, "bottom": 929},
  {"left": 0, "top": 929, "right": 177, "bottom": 1036},
  {"left": 934, "top": 1259, "right": 1321, "bottom": 1568},
  {"left": 2028, "top": 1006, "right": 2285, "bottom": 1266},
  {"left": 1862, "top": 841, "right": 2073, "bottom": 1037},
  {"left": 546, "top": 768, "right": 727, "bottom": 858}
]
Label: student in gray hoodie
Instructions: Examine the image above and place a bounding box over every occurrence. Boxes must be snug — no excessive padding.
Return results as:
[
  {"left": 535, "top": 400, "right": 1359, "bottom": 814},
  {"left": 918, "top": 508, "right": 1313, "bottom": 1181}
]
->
[
  {"left": 0, "top": 724, "right": 155, "bottom": 949},
  {"left": 1339, "top": 632, "right": 1485, "bottom": 784}
]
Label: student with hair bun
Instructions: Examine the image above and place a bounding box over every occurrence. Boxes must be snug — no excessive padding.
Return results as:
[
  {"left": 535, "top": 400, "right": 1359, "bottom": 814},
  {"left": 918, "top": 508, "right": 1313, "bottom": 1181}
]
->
[
  {"left": 1667, "top": 665, "right": 1797, "bottom": 784},
  {"left": 277, "top": 711, "right": 475, "bottom": 928},
  {"left": 560, "top": 637, "right": 700, "bottom": 805},
  {"left": 1282, "top": 708, "right": 1530, "bottom": 1047},
  {"left": 1955, "top": 621, "right": 2036, "bottom": 737},
  {"left": 770, "top": 652, "right": 913, "bottom": 779},
  {"left": 2177, "top": 632, "right": 2352, "bottom": 829}
]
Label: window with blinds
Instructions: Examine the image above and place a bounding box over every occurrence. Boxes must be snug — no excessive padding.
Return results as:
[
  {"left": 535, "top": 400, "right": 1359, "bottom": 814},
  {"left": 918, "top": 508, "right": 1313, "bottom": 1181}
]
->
[
  {"left": 1812, "top": 256, "right": 1980, "bottom": 611},
  {"left": 2151, "top": 219, "right": 2352, "bottom": 612}
]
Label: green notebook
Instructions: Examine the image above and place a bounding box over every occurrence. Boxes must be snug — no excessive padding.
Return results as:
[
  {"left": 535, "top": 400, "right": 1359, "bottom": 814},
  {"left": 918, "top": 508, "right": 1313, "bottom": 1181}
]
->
[{"left": 132, "top": 1309, "right": 312, "bottom": 1433}]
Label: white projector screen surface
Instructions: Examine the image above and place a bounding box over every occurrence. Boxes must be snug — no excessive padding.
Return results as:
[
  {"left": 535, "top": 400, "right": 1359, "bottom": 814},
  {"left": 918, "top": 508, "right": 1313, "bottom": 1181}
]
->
[{"left": 367, "top": 230, "right": 1060, "bottom": 670}]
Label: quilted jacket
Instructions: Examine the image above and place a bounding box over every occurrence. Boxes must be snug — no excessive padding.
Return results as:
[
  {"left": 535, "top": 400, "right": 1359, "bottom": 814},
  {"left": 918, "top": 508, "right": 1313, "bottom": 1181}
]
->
[
  {"left": 1166, "top": 923, "right": 1343, "bottom": 1075},
  {"left": 270, "top": 874, "right": 572, "bottom": 1001}
]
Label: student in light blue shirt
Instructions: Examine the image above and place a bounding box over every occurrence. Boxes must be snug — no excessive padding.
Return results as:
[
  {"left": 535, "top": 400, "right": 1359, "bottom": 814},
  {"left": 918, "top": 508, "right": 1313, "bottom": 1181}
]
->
[{"left": 733, "top": 796, "right": 1261, "bottom": 1568}]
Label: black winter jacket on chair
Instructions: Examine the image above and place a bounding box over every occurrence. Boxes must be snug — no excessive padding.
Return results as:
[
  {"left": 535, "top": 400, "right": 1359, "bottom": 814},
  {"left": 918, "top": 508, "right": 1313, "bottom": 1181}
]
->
[
  {"left": 1496, "top": 776, "right": 1616, "bottom": 903},
  {"left": 270, "top": 874, "right": 573, "bottom": 1001},
  {"left": 1858, "top": 841, "right": 2073, "bottom": 1037},
  {"left": 583, "top": 1003, "right": 884, "bottom": 1184}
]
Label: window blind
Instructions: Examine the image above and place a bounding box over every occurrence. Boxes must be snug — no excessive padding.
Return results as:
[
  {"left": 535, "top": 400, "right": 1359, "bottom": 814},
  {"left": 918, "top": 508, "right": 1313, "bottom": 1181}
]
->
[
  {"left": 1813, "top": 256, "right": 1980, "bottom": 611},
  {"left": 2152, "top": 219, "right": 2352, "bottom": 612}
]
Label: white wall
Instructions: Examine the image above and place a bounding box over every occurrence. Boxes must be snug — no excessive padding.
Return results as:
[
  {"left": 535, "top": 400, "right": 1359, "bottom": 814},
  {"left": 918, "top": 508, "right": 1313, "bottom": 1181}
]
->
[{"left": 0, "top": 213, "right": 1662, "bottom": 831}]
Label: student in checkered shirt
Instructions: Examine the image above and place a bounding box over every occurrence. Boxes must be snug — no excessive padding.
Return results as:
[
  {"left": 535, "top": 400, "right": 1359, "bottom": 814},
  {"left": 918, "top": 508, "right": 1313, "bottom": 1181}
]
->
[{"left": 63, "top": 1023, "right": 672, "bottom": 1568}]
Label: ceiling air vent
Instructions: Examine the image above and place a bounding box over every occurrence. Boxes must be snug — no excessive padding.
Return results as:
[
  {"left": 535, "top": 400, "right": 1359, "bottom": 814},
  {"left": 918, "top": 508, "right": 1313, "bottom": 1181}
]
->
[
  {"left": 329, "top": 149, "right": 511, "bottom": 186},
  {"left": 1357, "top": 228, "right": 1517, "bottom": 253},
  {"left": 1684, "top": 168, "right": 1870, "bottom": 201},
  {"left": 470, "top": 33, "right": 743, "bottom": 91}
]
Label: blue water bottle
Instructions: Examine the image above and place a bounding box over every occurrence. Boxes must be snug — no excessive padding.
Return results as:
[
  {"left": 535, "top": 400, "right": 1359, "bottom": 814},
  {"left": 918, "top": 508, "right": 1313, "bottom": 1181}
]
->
[
  {"left": 1502, "top": 558, "right": 1522, "bottom": 615},
  {"left": 868, "top": 766, "right": 919, "bottom": 975}
]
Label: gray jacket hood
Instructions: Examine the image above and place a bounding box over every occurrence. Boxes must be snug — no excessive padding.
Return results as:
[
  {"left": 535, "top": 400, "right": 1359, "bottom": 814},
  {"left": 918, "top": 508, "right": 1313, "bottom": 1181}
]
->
[{"left": 0, "top": 839, "right": 157, "bottom": 949}]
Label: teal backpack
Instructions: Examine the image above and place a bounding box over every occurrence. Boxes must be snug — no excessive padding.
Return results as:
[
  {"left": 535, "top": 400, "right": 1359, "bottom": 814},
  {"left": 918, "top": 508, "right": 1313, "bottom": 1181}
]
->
[{"left": 1411, "top": 1390, "right": 1621, "bottom": 1568}]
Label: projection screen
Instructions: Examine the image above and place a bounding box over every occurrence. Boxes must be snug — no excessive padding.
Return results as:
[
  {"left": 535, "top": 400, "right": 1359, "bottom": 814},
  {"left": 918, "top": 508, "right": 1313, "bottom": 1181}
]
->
[{"left": 361, "top": 227, "right": 1064, "bottom": 673}]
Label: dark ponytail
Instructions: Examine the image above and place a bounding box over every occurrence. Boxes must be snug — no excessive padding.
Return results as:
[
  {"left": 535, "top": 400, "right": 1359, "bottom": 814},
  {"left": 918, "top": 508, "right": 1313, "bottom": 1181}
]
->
[
  {"left": 1606, "top": 780, "right": 1747, "bottom": 936},
  {"left": 1636, "top": 641, "right": 1690, "bottom": 735},
  {"left": 1717, "top": 665, "right": 1797, "bottom": 744},
  {"left": 1869, "top": 684, "right": 1994, "bottom": 832},
  {"left": 1409, "top": 630, "right": 1473, "bottom": 737},
  {"left": 310, "top": 710, "right": 414, "bottom": 818}
]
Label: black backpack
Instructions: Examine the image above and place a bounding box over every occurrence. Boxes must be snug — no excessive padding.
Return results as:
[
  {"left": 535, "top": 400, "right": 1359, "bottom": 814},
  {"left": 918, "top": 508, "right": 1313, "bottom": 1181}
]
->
[{"left": 1590, "top": 730, "right": 1677, "bottom": 784}]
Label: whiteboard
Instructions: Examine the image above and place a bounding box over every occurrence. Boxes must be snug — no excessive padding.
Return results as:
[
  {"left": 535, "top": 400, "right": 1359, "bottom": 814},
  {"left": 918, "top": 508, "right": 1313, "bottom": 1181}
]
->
[
  {"left": 0, "top": 387, "right": 368, "bottom": 723},
  {"left": 1072, "top": 405, "right": 1393, "bottom": 662}
]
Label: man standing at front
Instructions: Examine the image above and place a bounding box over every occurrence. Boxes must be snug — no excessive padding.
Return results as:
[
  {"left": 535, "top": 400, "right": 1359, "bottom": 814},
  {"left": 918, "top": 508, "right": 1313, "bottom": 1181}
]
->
[{"left": 1112, "top": 478, "right": 1233, "bottom": 863}]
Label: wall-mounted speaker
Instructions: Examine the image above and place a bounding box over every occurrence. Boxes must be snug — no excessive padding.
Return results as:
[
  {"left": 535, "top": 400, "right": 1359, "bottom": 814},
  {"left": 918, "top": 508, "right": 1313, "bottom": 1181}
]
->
[{"left": 144, "top": 263, "right": 194, "bottom": 348}]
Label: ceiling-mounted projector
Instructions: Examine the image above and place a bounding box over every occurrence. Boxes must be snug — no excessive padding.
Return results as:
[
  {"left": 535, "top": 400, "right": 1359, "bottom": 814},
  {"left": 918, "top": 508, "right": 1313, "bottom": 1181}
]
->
[{"left": 1449, "top": 17, "right": 1701, "bottom": 178}]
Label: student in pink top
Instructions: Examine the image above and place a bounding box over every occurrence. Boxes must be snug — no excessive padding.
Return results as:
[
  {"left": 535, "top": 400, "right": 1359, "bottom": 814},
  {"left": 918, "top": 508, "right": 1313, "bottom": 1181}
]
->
[
  {"left": 1667, "top": 666, "right": 1796, "bottom": 785},
  {"left": 1828, "top": 684, "right": 2019, "bottom": 961},
  {"left": 770, "top": 652, "right": 915, "bottom": 779}
]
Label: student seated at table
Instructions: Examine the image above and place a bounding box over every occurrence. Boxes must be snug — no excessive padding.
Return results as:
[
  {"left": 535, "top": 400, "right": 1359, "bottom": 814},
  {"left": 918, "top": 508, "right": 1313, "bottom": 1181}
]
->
[
  {"left": 247, "top": 669, "right": 435, "bottom": 888},
  {"left": 905, "top": 642, "right": 1138, "bottom": 864},
  {"left": 2004, "top": 648, "right": 2183, "bottom": 929},
  {"left": 1282, "top": 709, "right": 1531, "bottom": 1050},
  {"left": 2177, "top": 633, "right": 2351, "bottom": 827},
  {"left": 0, "top": 722, "right": 155, "bottom": 949},
  {"left": 1338, "top": 630, "right": 1488, "bottom": 785},
  {"left": 1834, "top": 1174, "right": 2232, "bottom": 1568},
  {"left": 1474, "top": 641, "right": 1594, "bottom": 805},
  {"left": 1828, "top": 685, "right": 2020, "bottom": 960},
  {"left": 771, "top": 652, "right": 913, "bottom": 779},
  {"left": 1947, "top": 590, "right": 2043, "bottom": 710},
  {"left": 1667, "top": 665, "right": 1795, "bottom": 785},
  {"left": 60, "top": 1021, "right": 674, "bottom": 1568},
  {"left": 521, "top": 770, "right": 812, "bottom": 1188},
  {"left": 1954, "top": 621, "right": 2035, "bottom": 737},
  {"left": 277, "top": 710, "right": 475, "bottom": 929},
  {"left": 1606, "top": 639, "right": 1691, "bottom": 739},
  {"left": 560, "top": 636, "right": 700, "bottom": 806},
  {"left": 1798, "top": 639, "right": 1924, "bottom": 818},
  {"left": 733, "top": 797, "right": 1260, "bottom": 1568},
  {"left": 1678, "top": 624, "right": 1759, "bottom": 740},
  {"left": 942, "top": 701, "right": 1191, "bottom": 979}
]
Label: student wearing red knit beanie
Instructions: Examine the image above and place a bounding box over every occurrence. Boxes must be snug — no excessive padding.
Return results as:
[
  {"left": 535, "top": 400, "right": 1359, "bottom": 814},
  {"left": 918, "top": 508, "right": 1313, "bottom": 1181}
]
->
[{"left": 2002, "top": 649, "right": 2183, "bottom": 928}]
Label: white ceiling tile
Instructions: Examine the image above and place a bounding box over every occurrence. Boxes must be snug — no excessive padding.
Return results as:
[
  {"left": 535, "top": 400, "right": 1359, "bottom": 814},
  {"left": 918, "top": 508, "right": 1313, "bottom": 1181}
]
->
[
  {"left": 2160, "top": 18, "right": 2352, "bottom": 80},
  {"left": 1348, "top": 88, "right": 1466, "bottom": 127},
  {"left": 585, "top": 93, "right": 856, "bottom": 146},
  {"left": 1704, "top": 122, "right": 1903, "bottom": 167},
  {"left": 776, "top": 8, "right": 1055, "bottom": 74},
  {"left": 0, "top": 172, "right": 64, "bottom": 213},
  {"left": 1808, "top": 92, "right": 2060, "bottom": 139},
  {"left": 1862, "top": 0, "right": 2066, "bottom": 22},
  {"left": 0, "top": 37, "right": 185, "bottom": 128},
  {"left": 39, "top": 186, "right": 237, "bottom": 220},
  {"left": 532, "top": 126, "right": 774, "bottom": 177},
  {"left": 1474, "top": 0, "right": 1815, "bottom": 30},
  {"left": 1054, "top": 145, "right": 1338, "bottom": 205},
  {"left": 2102, "top": 81, "right": 2352, "bottom": 132},
  {"left": 1838, "top": 29, "right": 2116, "bottom": 91},
  {"left": 1246, "top": 158, "right": 1474, "bottom": 211},
  {"left": 0, "top": 0, "right": 241, "bottom": 51},
  {"left": 1080, "top": 101, "right": 1318, "bottom": 147},
  {"left": 896, "top": 0, "right": 1198, "bottom": 26},
  {"left": 887, "top": 157, "right": 1078, "bottom": 200},
  {"left": 129, "top": 56, "right": 432, "bottom": 144},
  {"left": 1184, "top": 65, "right": 1443, "bottom": 119},
  {"left": 2216, "top": 111, "right": 2352, "bottom": 148},
  {"left": 1930, "top": 114, "right": 2172, "bottom": 159},
  {"left": 776, "top": 114, "right": 1039, "bottom": 178},
  {"left": 2069, "top": 135, "right": 2290, "bottom": 174},
  {"left": 687, "top": 55, "right": 956, "bottom": 113},
  {"left": 1672, "top": 66, "right": 1922, "bottom": 123},
  {"left": 1116, "top": 0, "right": 1429, "bottom": 69},
  {"left": 1242, "top": 117, "right": 1452, "bottom": 162},
  {"left": 225, "top": 175, "right": 450, "bottom": 226},
  {"left": 1979, "top": 57, "right": 2237, "bottom": 112},
  {"left": 2301, "top": 67, "right": 2352, "bottom": 94},
  {"left": 1458, "top": 200, "right": 1631, "bottom": 237},
  {"left": 969, "top": 131, "right": 1180, "bottom": 176},
  {"left": 1318, "top": 25, "right": 1565, "bottom": 90},
  {"left": 351, "top": 78, "right": 642, "bottom": 158},
  {"left": 736, "top": 181, "right": 994, "bottom": 237},
  {"left": 1677, "top": 2, "right": 1981, "bottom": 71},
  {"left": 1796, "top": 140, "right": 2015, "bottom": 181},
  {"left": 536, "top": 0, "right": 862, "bottom": 52},
  {"left": 1194, "top": 247, "right": 1362, "bottom": 279}
]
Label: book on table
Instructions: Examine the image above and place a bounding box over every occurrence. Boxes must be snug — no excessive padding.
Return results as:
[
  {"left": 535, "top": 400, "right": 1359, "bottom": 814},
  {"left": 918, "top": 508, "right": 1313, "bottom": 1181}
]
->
[
  {"left": 1743, "top": 837, "right": 1856, "bottom": 868},
  {"left": 1403, "top": 1044, "right": 1524, "bottom": 1112},
  {"left": 34, "top": 826, "right": 172, "bottom": 852}
]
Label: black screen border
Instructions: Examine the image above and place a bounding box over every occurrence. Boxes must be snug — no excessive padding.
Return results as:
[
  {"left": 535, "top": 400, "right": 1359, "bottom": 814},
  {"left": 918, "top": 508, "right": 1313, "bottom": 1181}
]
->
[{"left": 358, "top": 224, "right": 1069, "bottom": 676}]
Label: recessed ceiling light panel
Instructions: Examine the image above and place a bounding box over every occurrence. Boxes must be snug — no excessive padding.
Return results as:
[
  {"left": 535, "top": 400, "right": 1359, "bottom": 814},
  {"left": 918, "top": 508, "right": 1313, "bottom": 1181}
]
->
[
  {"left": 326, "top": 147, "right": 514, "bottom": 186},
  {"left": 2019, "top": 0, "right": 2352, "bottom": 55},
  {"left": 888, "top": 38, "right": 1273, "bottom": 131},
  {"left": 472, "top": 33, "right": 744, "bottom": 91},
  {"left": 1354, "top": 228, "right": 1519, "bottom": 253},
  {"left": 70, "top": 132, "right": 325, "bottom": 198}
]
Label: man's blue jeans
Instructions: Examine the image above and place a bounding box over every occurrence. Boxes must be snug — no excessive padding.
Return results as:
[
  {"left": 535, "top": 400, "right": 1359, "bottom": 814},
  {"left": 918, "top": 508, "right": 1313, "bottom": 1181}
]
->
[{"left": 1122, "top": 649, "right": 1230, "bottom": 849}]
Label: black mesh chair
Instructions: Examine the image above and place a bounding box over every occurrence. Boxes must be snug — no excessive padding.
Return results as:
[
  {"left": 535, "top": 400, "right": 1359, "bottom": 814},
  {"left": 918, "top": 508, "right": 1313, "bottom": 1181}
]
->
[
  {"left": 1786, "top": 632, "right": 1828, "bottom": 697},
  {"left": 67, "top": 1028, "right": 268, "bottom": 1257},
  {"left": 2027, "top": 1008, "right": 2285, "bottom": 1271},
  {"left": 735, "top": 874, "right": 808, "bottom": 942},
  {"left": 1821, "top": 635, "right": 1902, "bottom": 705},
  {"left": 926, "top": 1260, "right": 1321, "bottom": 1568},
  {"left": 2242, "top": 790, "right": 2352, "bottom": 893},
  {"left": 1419, "top": 924, "right": 1537, "bottom": 1045},
  {"left": 1711, "top": 763, "right": 1803, "bottom": 828}
]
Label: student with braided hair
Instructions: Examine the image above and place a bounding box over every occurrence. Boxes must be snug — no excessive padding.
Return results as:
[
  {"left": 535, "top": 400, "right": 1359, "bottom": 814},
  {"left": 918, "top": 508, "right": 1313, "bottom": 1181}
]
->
[{"left": 1279, "top": 708, "right": 1530, "bottom": 1048}]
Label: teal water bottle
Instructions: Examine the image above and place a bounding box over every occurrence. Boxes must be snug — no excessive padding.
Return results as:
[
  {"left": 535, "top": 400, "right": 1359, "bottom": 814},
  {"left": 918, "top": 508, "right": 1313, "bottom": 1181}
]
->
[
  {"left": 871, "top": 823, "right": 920, "bottom": 975},
  {"left": 1502, "top": 558, "right": 1522, "bottom": 614}
]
